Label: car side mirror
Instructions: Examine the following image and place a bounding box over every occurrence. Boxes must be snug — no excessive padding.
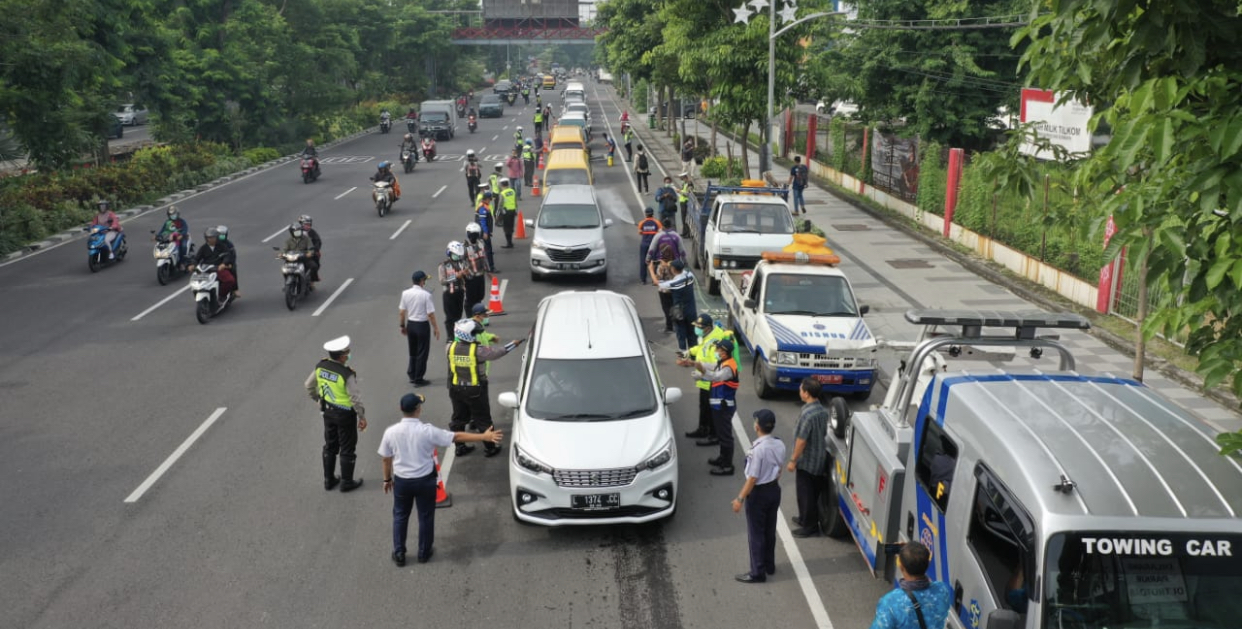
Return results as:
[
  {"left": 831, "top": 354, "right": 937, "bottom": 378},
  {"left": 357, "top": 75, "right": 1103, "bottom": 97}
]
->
[
  {"left": 604, "top": 218, "right": 614, "bottom": 228},
  {"left": 985, "top": 610, "right": 1021, "bottom": 629},
  {"left": 859, "top": 304, "right": 870, "bottom": 315},
  {"left": 498, "top": 392, "right": 519, "bottom": 409},
  {"left": 744, "top": 298, "right": 757, "bottom": 310},
  {"left": 664, "top": 387, "right": 682, "bottom": 405},
  {"left": 524, "top": 219, "right": 534, "bottom": 228}
]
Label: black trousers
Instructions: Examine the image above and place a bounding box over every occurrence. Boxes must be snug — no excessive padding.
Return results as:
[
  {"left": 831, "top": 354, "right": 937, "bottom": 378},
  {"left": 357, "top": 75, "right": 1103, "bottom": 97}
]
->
[
  {"left": 745, "top": 481, "right": 781, "bottom": 577},
  {"left": 658, "top": 291, "right": 673, "bottom": 331},
  {"left": 711, "top": 404, "right": 735, "bottom": 466},
  {"left": 679, "top": 201, "right": 691, "bottom": 235},
  {"left": 465, "top": 275, "right": 486, "bottom": 314},
  {"left": 449, "top": 384, "right": 492, "bottom": 432},
  {"left": 636, "top": 172, "right": 649, "bottom": 192},
  {"left": 502, "top": 211, "right": 515, "bottom": 245},
  {"left": 483, "top": 237, "right": 495, "bottom": 270},
  {"left": 625, "top": 143, "right": 633, "bottom": 161},
  {"left": 697, "top": 388, "right": 715, "bottom": 435},
  {"left": 442, "top": 288, "right": 465, "bottom": 339},
  {"left": 406, "top": 320, "right": 431, "bottom": 382},
  {"left": 639, "top": 240, "right": 652, "bottom": 283},
  {"left": 322, "top": 407, "right": 358, "bottom": 465},
  {"left": 392, "top": 471, "right": 437, "bottom": 557},
  {"left": 466, "top": 176, "right": 480, "bottom": 203},
  {"left": 524, "top": 161, "right": 535, "bottom": 186},
  {"left": 795, "top": 469, "right": 825, "bottom": 529}
]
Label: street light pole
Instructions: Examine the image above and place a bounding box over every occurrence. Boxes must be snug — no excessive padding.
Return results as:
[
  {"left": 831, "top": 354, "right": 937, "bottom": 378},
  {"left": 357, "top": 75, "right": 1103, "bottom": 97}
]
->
[{"left": 763, "top": 0, "right": 776, "bottom": 175}]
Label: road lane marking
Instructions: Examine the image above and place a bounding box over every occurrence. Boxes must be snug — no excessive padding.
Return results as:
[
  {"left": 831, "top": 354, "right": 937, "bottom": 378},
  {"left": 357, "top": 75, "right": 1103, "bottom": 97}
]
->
[
  {"left": 491, "top": 135, "right": 499, "bottom": 141},
  {"left": 312, "top": 277, "right": 354, "bottom": 317},
  {"left": 125, "top": 407, "right": 228, "bottom": 503},
  {"left": 433, "top": 185, "right": 447, "bottom": 198},
  {"left": 334, "top": 186, "right": 357, "bottom": 200},
  {"left": 390, "top": 220, "right": 412, "bottom": 240},
  {"left": 732, "top": 412, "right": 835, "bottom": 629},
  {"left": 593, "top": 84, "right": 648, "bottom": 215},
  {"left": 262, "top": 226, "right": 287, "bottom": 243},
  {"left": 131, "top": 284, "right": 192, "bottom": 321},
  {"left": 503, "top": 125, "right": 509, "bottom": 130},
  {"left": 499, "top": 278, "right": 508, "bottom": 302}
]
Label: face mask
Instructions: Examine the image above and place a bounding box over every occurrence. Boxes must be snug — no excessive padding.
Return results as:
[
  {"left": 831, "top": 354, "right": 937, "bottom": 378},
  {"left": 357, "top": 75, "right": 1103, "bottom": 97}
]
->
[
  {"left": 481, "top": 317, "right": 490, "bottom": 326},
  {"left": 694, "top": 327, "right": 704, "bottom": 338}
]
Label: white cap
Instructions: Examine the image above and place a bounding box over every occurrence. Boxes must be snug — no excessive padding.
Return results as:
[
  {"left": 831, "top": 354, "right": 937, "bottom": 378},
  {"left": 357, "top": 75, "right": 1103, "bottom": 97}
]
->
[
  {"left": 499, "top": 177, "right": 510, "bottom": 184},
  {"left": 323, "top": 335, "right": 351, "bottom": 353}
]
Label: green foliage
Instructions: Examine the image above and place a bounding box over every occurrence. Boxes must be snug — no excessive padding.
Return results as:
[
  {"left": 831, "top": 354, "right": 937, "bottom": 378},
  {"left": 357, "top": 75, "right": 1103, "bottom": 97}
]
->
[
  {"left": 830, "top": 117, "right": 847, "bottom": 172},
  {"left": 916, "top": 142, "right": 945, "bottom": 216},
  {"left": 243, "top": 148, "right": 282, "bottom": 165},
  {"left": 700, "top": 156, "right": 746, "bottom": 180},
  {"left": 1217, "top": 431, "right": 1242, "bottom": 457}
]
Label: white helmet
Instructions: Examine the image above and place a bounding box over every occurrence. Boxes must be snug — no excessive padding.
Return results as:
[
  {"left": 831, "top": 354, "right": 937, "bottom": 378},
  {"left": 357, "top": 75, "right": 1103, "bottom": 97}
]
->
[
  {"left": 517, "top": 125, "right": 523, "bottom": 131},
  {"left": 494, "top": 162, "right": 503, "bottom": 170},
  {"left": 454, "top": 318, "right": 481, "bottom": 343},
  {"left": 466, "top": 149, "right": 475, "bottom": 156},
  {"left": 446, "top": 240, "right": 465, "bottom": 259},
  {"left": 465, "top": 222, "right": 482, "bottom": 235}
]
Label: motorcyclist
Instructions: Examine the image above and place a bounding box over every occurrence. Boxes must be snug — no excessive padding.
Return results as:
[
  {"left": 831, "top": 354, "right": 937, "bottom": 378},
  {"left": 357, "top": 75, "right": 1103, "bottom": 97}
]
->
[
  {"left": 191, "top": 227, "right": 238, "bottom": 298},
  {"left": 371, "top": 161, "right": 400, "bottom": 201},
  {"left": 299, "top": 214, "right": 322, "bottom": 282},
  {"left": 399, "top": 133, "right": 419, "bottom": 165},
  {"left": 513, "top": 126, "right": 523, "bottom": 149},
  {"left": 380, "top": 109, "right": 391, "bottom": 123},
  {"left": 92, "top": 200, "right": 123, "bottom": 259},
  {"left": 154, "top": 205, "right": 190, "bottom": 259},
  {"left": 420, "top": 135, "right": 436, "bottom": 160},
  {"left": 465, "top": 150, "right": 482, "bottom": 202},
  {"left": 404, "top": 108, "right": 418, "bottom": 133},
  {"left": 282, "top": 223, "right": 319, "bottom": 290},
  {"left": 468, "top": 106, "right": 476, "bottom": 119},
  {"left": 216, "top": 224, "right": 239, "bottom": 293}
]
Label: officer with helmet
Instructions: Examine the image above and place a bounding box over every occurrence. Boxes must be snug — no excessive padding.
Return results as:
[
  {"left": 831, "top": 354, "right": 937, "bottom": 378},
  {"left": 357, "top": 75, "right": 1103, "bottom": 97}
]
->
[
  {"left": 498, "top": 178, "right": 518, "bottom": 248},
  {"left": 476, "top": 191, "right": 498, "bottom": 273},
  {"left": 465, "top": 149, "right": 482, "bottom": 202},
  {"left": 445, "top": 319, "right": 523, "bottom": 457},
  {"left": 371, "top": 161, "right": 400, "bottom": 202},
  {"left": 513, "top": 126, "right": 524, "bottom": 149},
  {"left": 437, "top": 240, "right": 472, "bottom": 339},
  {"left": 489, "top": 163, "right": 503, "bottom": 195},
  {"left": 463, "top": 223, "right": 488, "bottom": 313},
  {"left": 154, "top": 206, "right": 190, "bottom": 259},
  {"left": 522, "top": 140, "right": 536, "bottom": 187},
  {"left": 305, "top": 335, "right": 367, "bottom": 492}
]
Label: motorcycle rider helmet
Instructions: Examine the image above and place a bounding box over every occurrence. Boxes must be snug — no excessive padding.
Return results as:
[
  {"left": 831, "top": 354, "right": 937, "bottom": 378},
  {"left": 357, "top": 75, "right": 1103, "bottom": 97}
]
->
[
  {"left": 454, "top": 318, "right": 482, "bottom": 343},
  {"left": 298, "top": 214, "right": 312, "bottom": 227},
  {"left": 494, "top": 162, "right": 503, "bottom": 171},
  {"left": 483, "top": 191, "right": 494, "bottom": 199},
  {"left": 466, "top": 149, "right": 475, "bottom": 157},
  {"left": 97, "top": 200, "right": 111, "bottom": 211},
  {"left": 524, "top": 139, "right": 532, "bottom": 145},
  {"left": 378, "top": 161, "right": 391, "bottom": 170},
  {"left": 446, "top": 240, "right": 465, "bottom": 260},
  {"left": 517, "top": 125, "right": 523, "bottom": 131},
  {"left": 216, "top": 225, "right": 229, "bottom": 241},
  {"left": 205, "top": 227, "right": 219, "bottom": 240},
  {"left": 404, "top": 133, "right": 413, "bottom": 142},
  {"left": 289, "top": 224, "right": 303, "bottom": 238},
  {"left": 167, "top": 206, "right": 179, "bottom": 220},
  {"left": 465, "top": 222, "right": 482, "bottom": 241}
]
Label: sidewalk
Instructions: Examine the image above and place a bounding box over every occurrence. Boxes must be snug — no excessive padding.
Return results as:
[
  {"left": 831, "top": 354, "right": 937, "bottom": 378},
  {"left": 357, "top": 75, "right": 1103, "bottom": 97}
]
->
[{"left": 624, "top": 97, "right": 1242, "bottom": 434}]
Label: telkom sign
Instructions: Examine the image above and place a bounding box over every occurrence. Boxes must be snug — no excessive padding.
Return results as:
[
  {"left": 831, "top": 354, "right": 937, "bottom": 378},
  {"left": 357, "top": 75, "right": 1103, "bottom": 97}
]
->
[{"left": 1019, "top": 88, "right": 1093, "bottom": 158}]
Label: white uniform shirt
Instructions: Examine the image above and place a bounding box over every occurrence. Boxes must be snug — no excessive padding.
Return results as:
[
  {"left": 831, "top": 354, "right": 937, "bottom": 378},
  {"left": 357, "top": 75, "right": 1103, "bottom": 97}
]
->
[
  {"left": 399, "top": 284, "right": 435, "bottom": 322},
  {"left": 378, "top": 417, "right": 455, "bottom": 478}
]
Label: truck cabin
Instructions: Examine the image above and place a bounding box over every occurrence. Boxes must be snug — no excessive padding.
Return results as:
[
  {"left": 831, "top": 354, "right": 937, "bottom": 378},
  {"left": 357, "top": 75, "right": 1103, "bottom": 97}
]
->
[
  {"left": 742, "top": 268, "right": 865, "bottom": 318},
  {"left": 712, "top": 201, "right": 794, "bottom": 236}
]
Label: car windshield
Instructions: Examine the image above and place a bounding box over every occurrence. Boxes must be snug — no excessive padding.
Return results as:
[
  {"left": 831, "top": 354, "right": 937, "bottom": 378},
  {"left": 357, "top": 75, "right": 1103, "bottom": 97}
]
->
[
  {"left": 764, "top": 274, "right": 858, "bottom": 316},
  {"left": 525, "top": 357, "right": 657, "bottom": 420},
  {"left": 544, "top": 170, "right": 590, "bottom": 187},
  {"left": 718, "top": 202, "right": 794, "bottom": 234},
  {"left": 422, "top": 112, "right": 448, "bottom": 122},
  {"left": 482, "top": 96, "right": 500, "bottom": 104},
  {"left": 561, "top": 118, "right": 586, "bottom": 128},
  {"left": 1041, "top": 532, "right": 1242, "bottom": 629},
  {"left": 116, "top": 105, "right": 132, "bottom": 113},
  {"left": 551, "top": 141, "right": 584, "bottom": 152},
  {"left": 537, "top": 203, "right": 598, "bottom": 228}
]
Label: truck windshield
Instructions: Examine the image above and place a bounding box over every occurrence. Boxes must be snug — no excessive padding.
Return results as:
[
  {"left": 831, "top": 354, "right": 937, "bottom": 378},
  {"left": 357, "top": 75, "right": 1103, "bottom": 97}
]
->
[
  {"left": 719, "top": 203, "right": 793, "bottom": 234},
  {"left": 526, "top": 357, "right": 657, "bottom": 421},
  {"left": 422, "top": 112, "right": 448, "bottom": 122},
  {"left": 1042, "top": 532, "right": 1242, "bottom": 629},
  {"left": 763, "top": 274, "right": 857, "bottom": 316}
]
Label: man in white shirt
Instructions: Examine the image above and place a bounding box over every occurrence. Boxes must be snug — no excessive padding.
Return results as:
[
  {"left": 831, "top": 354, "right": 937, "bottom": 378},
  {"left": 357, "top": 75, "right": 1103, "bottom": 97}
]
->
[
  {"left": 399, "top": 270, "right": 440, "bottom": 386},
  {"left": 380, "top": 393, "right": 502, "bottom": 566}
]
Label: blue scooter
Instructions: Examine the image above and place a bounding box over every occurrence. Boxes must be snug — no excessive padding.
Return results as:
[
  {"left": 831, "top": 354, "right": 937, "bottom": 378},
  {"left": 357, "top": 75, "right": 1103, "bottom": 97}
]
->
[{"left": 87, "top": 224, "right": 128, "bottom": 272}]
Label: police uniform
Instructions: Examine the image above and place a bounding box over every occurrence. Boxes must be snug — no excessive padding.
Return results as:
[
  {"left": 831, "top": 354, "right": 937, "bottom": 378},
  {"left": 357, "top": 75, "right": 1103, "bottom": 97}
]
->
[
  {"left": 445, "top": 323, "right": 517, "bottom": 457},
  {"left": 463, "top": 233, "right": 488, "bottom": 313},
  {"left": 735, "top": 409, "right": 785, "bottom": 583},
  {"left": 623, "top": 128, "right": 634, "bottom": 162},
  {"left": 533, "top": 111, "right": 544, "bottom": 136},
  {"left": 499, "top": 184, "right": 518, "bottom": 247},
  {"left": 438, "top": 253, "right": 469, "bottom": 339},
  {"left": 697, "top": 338, "right": 739, "bottom": 473},
  {"left": 476, "top": 198, "right": 497, "bottom": 272},
  {"left": 305, "top": 335, "right": 366, "bottom": 492},
  {"left": 522, "top": 145, "right": 536, "bottom": 186},
  {"left": 637, "top": 212, "right": 661, "bottom": 284},
  {"left": 677, "top": 176, "right": 694, "bottom": 235},
  {"left": 687, "top": 314, "right": 738, "bottom": 442}
]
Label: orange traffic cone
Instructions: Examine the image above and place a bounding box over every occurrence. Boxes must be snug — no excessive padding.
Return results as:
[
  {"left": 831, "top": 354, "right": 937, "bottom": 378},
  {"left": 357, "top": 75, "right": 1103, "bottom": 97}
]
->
[
  {"left": 537, "top": 152, "right": 545, "bottom": 170},
  {"left": 487, "top": 276, "right": 505, "bottom": 315},
  {"left": 532, "top": 177, "right": 541, "bottom": 197},
  {"left": 434, "top": 450, "right": 452, "bottom": 508},
  {"left": 515, "top": 211, "right": 527, "bottom": 239}
]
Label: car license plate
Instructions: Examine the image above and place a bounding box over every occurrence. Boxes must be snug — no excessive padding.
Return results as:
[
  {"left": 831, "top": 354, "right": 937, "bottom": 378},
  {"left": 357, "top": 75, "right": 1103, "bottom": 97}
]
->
[
  {"left": 571, "top": 493, "right": 621, "bottom": 510},
  {"left": 814, "top": 374, "right": 843, "bottom": 384},
  {"left": 556, "top": 263, "right": 581, "bottom": 270}
]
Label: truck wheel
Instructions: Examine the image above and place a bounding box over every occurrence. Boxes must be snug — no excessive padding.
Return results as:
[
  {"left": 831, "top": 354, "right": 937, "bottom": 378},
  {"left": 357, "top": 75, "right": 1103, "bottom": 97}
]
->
[
  {"left": 707, "top": 276, "right": 720, "bottom": 296},
  {"left": 828, "top": 396, "right": 850, "bottom": 439},
  {"left": 818, "top": 460, "right": 849, "bottom": 539},
  {"left": 753, "top": 356, "right": 775, "bottom": 399}
]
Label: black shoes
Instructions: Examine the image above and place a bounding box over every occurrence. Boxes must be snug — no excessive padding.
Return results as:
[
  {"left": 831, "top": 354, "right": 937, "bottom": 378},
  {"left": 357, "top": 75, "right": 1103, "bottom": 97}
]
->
[
  {"left": 684, "top": 428, "right": 710, "bottom": 438},
  {"left": 417, "top": 548, "right": 434, "bottom": 564},
  {"left": 484, "top": 444, "right": 502, "bottom": 458},
  {"left": 792, "top": 516, "right": 804, "bottom": 527},
  {"left": 413, "top": 379, "right": 431, "bottom": 387},
  {"left": 392, "top": 551, "right": 406, "bottom": 567},
  {"left": 456, "top": 443, "right": 476, "bottom": 456},
  {"left": 696, "top": 437, "right": 721, "bottom": 447},
  {"left": 501, "top": 244, "right": 514, "bottom": 249},
  {"left": 709, "top": 465, "right": 735, "bottom": 476},
  {"left": 339, "top": 478, "right": 363, "bottom": 492},
  {"left": 792, "top": 527, "right": 820, "bottom": 538},
  {"left": 324, "top": 476, "right": 340, "bottom": 491},
  {"left": 735, "top": 573, "right": 765, "bottom": 584},
  {"left": 708, "top": 456, "right": 725, "bottom": 466},
  {"left": 766, "top": 566, "right": 776, "bottom": 576}
]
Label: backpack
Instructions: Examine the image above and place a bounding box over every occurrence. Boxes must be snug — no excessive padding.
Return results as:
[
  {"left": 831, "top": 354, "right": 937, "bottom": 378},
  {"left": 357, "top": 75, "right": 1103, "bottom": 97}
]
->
[
  {"left": 795, "top": 165, "right": 808, "bottom": 187},
  {"left": 637, "top": 154, "right": 649, "bottom": 170}
]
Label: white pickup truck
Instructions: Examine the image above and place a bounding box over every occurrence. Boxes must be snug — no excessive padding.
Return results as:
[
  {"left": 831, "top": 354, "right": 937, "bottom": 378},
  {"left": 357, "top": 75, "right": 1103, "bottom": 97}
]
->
[
  {"left": 721, "top": 252, "right": 878, "bottom": 399},
  {"left": 692, "top": 185, "right": 795, "bottom": 296}
]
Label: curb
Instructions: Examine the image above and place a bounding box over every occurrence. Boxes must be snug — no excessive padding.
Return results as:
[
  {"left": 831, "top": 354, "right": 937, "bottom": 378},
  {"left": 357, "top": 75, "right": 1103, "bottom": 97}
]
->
[{"left": 2, "top": 126, "right": 380, "bottom": 264}]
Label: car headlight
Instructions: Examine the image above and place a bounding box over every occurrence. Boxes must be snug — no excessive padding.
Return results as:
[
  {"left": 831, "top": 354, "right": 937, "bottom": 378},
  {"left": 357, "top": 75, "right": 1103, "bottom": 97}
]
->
[
  {"left": 776, "top": 351, "right": 798, "bottom": 365},
  {"left": 530, "top": 240, "right": 546, "bottom": 251},
  {"left": 637, "top": 441, "right": 673, "bottom": 471},
  {"left": 515, "top": 445, "right": 554, "bottom": 475},
  {"left": 593, "top": 239, "right": 605, "bottom": 250}
]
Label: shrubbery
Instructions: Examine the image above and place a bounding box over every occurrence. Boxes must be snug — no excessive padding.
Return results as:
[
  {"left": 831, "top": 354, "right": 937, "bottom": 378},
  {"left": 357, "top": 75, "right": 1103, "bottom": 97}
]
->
[
  {"left": 700, "top": 156, "right": 746, "bottom": 179},
  {"left": 244, "top": 147, "right": 282, "bottom": 165}
]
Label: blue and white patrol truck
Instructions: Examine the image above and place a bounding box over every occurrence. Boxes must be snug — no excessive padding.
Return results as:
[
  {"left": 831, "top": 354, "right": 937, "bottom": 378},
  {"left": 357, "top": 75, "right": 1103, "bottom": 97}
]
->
[
  {"left": 721, "top": 251, "right": 878, "bottom": 399},
  {"left": 820, "top": 310, "right": 1242, "bottom": 629}
]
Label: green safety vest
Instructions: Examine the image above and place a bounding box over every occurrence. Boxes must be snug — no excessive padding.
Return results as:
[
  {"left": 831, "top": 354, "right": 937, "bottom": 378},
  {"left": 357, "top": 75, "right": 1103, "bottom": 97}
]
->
[
  {"left": 534, "top": 112, "right": 543, "bottom": 123},
  {"left": 678, "top": 182, "right": 692, "bottom": 203},
  {"left": 691, "top": 327, "right": 737, "bottom": 390},
  {"left": 448, "top": 341, "right": 481, "bottom": 386},
  {"left": 314, "top": 359, "right": 354, "bottom": 410},
  {"left": 522, "top": 148, "right": 535, "bottom": 162},
  {"left": 501, "top": 188, "right": 517, "bottom": 212},
  {"left": 514, "top": 131, "right": 523, "bottom": 143},
  {"left": 489, "top": 173, "right": 500, "bottom": 193},
  {"left": 477, "top": 327, "right": 496, "bottom": 376}
]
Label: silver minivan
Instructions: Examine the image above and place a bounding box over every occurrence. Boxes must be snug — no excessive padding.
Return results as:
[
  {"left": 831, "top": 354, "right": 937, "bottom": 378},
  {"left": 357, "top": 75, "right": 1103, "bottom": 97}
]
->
[{"left": 528, "top": 185, "right": 611, "bottom": 282}]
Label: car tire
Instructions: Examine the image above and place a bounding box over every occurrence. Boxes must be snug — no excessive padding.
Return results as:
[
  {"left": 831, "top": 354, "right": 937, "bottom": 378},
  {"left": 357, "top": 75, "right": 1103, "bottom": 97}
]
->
[
  {"left": 530, "top": 270, "right": 541, "bottom": 282},
  {"left": 753, "top": 355, "right": 775, "bottom": 399},
  {"left": 818, "top": 460, "right": 849, "bottom": 539},
  {"left": 828, "top": 396, "right": 850, "bottom": 439}
]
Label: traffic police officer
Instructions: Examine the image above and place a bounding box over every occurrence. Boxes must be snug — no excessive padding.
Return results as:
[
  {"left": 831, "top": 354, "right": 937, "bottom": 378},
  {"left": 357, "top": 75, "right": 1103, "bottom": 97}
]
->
[
  {"left": 677, "top": 172, "right": 695, "bottom": 236},
  {"left": 513, "top": 126, "right": 524, "bottom": 149},
  {"left": 732, "top": 409, "right": 785, "bottom": 583},
  {"left": 475, "top": 191, "right": 497, "bottom": 273},
  {"left": 463, "top": 222, "right": 488, "bottom": 312},
  {"left": 489, "top": 163, "right": 503, "bottom": 195},
  {"left": 533, "top": 109, "right": 544, "bottom": 137},
  {"left": 446, "top": 319, "right": 522, "bottom": 457},
  {"left": 637, "top": 208, "right": 661, "bottom": 285},
  {"left": 499, "top": 178, "right": 518, "bottom": 248},
  {"left": 681, "top": 314, "right": 739, "bottom": 444},
  {"left": 522, "top": 141, "right": 536, "bottom": 187},
  {"left": 305, "top": 335, "right": 367, "bottom": 492},
  {"left": 684, "top": 338, "right": 739, "bottom": 475}
]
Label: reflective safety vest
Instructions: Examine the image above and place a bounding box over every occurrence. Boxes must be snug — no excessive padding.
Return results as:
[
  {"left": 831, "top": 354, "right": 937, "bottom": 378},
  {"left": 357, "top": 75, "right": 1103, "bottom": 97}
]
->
[
  {"left": 501, "top": 188, "right": 517, "bottom": 212},
  {"left": 448, "top": 341, "right": 482, "bottom": 386},
  {"left": 678, "top": 181, "right": 692, "bottom": 203},
  {"left": 314, "top": 359, "right": 355, "bottom": 410},
  {"left": 692, "top": 327, "right": 735, "bottom": 391},
  {"left": 534, "top": 112, "right": 543, "bottom": 124},
  {"left": 708, "top": 357, "right": 740, "bottom": 409},
  {"left": 522, "top": 148, "right": 535, "bottom": 162},
  {"left": 514, "top": 131, "right": 523, "bottom": 144},
  {"left": 489, "top": 173, "right": 500, "bottom": 193},
  {"left": 624, "top": 129, "right": 634, "bottom": 144},
  {"left": 638, "top": 217, "right": 661, "bottom": 244}
]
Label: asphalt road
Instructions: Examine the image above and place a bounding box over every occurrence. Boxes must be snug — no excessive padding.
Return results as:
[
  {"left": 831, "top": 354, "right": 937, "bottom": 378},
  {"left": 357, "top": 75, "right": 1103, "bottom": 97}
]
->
[{"left": 0, "top": 86, "right": 889, "bottom": 628}]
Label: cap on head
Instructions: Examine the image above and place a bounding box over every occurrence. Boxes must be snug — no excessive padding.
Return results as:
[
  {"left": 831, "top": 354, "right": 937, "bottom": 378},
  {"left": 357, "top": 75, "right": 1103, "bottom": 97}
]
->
[
  {"left": 671, "top": 258, "right": 686, "bottom": 271},
  {"left": 644, "top": 207, "right": 654, "bottom": 216},
  {"left": 471, "top": 303, "right": 490, "bottom": 316},
  {"left": 323, "top": 335, "right": 351, "bottom": 353},
  {"left": 693, "top": 313, "right": 714, "bottom": 329},
  {"left": 753, "top": 408, "right": 776, "bottom": 432},
  {"left": 400, "top": 393, "right": 425, "bottom": 413},
  {"left": 411, "top": 270, "right": 428, "bottom": 283},
  {"left": 716, "top": 338, "right": 734, "bottom": 355}
]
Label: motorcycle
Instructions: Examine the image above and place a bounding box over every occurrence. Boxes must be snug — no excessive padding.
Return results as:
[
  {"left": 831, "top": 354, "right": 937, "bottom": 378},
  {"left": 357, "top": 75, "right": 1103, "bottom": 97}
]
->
[
  {"left": 380, "top": 117, "right": 392, "bottom": 134},
  {"left": 406, "top": 118, "right": 418, "bottom": 135},
  {"left": 467, "top": 115, "right": 477, "bottom": 133},
  {"left": 457, "top": 104, "right": 467, "bottom": 118},
  {"left": 401, "top": 149, "right": 416, "bottom": 174},
  {"left": 274, "top": 247, "right": 313, "bottom": 311},
  {"left": 372, "top": 181, "right": 394, "bottom": 217},
  {"left": 86, "top": 224, "right": 127, "bottom": 273},
  {"left": 506, "top": 92, "right": 517, "bottom": 106},
  {"left": 151, "top": 231, "right": 193, "bottom": 285},
  {"left": 301, "top": 157, "right": 320, "bottom": 183},
  {"left": 190, "top": 262, "right": 233, "bottom": 324},
  {"left": 421, "top": 139, "right": 436, "bottom": 161}
]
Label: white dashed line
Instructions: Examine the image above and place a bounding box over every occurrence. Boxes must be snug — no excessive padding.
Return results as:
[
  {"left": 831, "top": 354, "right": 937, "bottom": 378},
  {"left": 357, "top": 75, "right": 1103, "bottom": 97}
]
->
[
  {"left": 311, "top": 278, "right": 354, "bottom": 317},
  {"left": 390, "top": 220, "right": 412, "bottom": 240},
  {"left": 125, "top": 407, "right": 228, "bottom": 503},
  {"left": 334, "top": 186, "right": 357, "bottom": 200}
]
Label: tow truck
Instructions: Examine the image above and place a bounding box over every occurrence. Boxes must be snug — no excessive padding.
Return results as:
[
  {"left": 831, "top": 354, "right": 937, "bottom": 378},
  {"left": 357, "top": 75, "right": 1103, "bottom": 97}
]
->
[
  {"left": 721, "top": 251, "right": 877, "bottom": 399},
  {"left": 690, "top": 184, "right": 794, "bottom": 296},
  {"left": 819, "top": 310, "right": 1242, "bottom": 629}
]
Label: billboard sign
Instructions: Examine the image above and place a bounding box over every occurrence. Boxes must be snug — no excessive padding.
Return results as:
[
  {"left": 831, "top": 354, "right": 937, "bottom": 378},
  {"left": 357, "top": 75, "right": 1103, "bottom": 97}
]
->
[{"left": 1019, "top": 88, "right": 1093, "bottom": 158}]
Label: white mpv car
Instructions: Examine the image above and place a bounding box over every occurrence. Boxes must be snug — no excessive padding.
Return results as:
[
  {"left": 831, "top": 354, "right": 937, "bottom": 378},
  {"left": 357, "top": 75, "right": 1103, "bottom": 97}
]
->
[{"left": 499, "top": 290, "right": 682, "bottom": 525}]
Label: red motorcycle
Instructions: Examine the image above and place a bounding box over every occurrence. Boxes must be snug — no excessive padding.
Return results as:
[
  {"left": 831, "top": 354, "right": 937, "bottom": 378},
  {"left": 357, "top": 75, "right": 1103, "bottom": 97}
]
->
[
  {"left": 301, "top": 157, "right": 320, "bottom": 183},
  {"left": 421, "top": 138, "right": 437, "bottom": 161},
  {"left": 468, "top": 115, "right": 477, "bottom": 134}
]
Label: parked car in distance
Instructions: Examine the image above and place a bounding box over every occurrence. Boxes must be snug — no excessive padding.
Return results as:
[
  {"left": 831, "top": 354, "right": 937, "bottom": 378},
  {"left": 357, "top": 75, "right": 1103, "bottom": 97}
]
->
[
  {"left": 816, "top": 100, "right": 858, "bottom": 118},
  {"left": 114, "top": 104, "right": 148, "bottom": 126}
]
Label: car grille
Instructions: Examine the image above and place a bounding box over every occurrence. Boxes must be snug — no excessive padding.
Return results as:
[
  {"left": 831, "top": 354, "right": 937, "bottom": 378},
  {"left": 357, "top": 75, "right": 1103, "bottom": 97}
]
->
[
  {"left": 797, "top": 353, "right": 867, "bottom": 369},
  {"left": 553, "top": 467, "right": 637, "bottom": 488},
  {"left": 546, "top": 247, "right": 590, "bottom": 262},
  {"left": 532, "top": 505, "right": 670, "bottom": 520}
]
